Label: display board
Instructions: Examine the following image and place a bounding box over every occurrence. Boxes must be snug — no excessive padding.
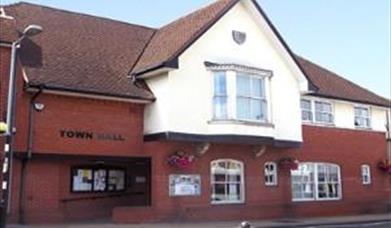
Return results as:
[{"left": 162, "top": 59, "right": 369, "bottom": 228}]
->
[{"left": 169, "top": 174, "right": 201, "bottom": 196}]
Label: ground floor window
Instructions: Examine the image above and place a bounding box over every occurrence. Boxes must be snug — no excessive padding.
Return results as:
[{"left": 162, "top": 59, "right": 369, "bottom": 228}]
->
[
  {"left": 71, "top": 166, "right": 126, "bottom": 193},
  {"left": 291, "top": 162, "right": 341, "bottom": 201},
  {"left": 211, "top": 159, "right": 244, "bottom": 204},
  {"left": 264, "top": 162, "right": 277, "bottom": 186},
  {"left": 361, "top": 164, "right": 371, "bottom": 185}
]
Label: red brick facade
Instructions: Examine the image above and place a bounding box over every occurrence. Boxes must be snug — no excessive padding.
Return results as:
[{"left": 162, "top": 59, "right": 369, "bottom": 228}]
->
[{"left": 1, "top": 46, "right": 390, "bottom": 224}]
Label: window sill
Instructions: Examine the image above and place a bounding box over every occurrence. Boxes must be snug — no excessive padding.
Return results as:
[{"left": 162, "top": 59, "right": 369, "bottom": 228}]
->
[
  {"left": 292, "top": 197, "right": 342, "bottom": 202},
  {"left": 211, "top": 200, "right": 245, "bottom": 205},
  {"left": 208, "top": 119, "right": 274, "bottom": 128},
  {"left": 355, "top": 126, "right": 372, "bottom": 131}
]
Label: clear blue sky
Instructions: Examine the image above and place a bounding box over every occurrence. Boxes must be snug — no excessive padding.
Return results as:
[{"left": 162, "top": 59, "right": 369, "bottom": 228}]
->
[{"left": 1, "top": 0, "right": 390, "bottom": 99}]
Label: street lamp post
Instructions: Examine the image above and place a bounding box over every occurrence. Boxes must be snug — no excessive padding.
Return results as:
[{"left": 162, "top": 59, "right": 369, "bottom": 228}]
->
[{"left": 0, "top": 24, "right": 42, "bottom": 228}]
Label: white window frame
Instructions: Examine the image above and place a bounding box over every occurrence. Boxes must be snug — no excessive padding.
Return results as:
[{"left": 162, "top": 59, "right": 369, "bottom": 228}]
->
[
  {"left": 314, "top": 101, "right": 334, "bottom": 124},
  {"left": 212, "top": 71, "right": 228, "bottom": 119},
  {"left": 291, "top": 162, "right": 342, "bottom": 202},
  {"left": 361, "top": 164, "right": 371, "bottom": 185},
  {"left": 235, "top": 73, "right": 268, "bottom": 122},
  {"left": 354, "top": 106, "right": 371, "bottom": 129},
  {"left": 209, "top": 68, "right": 272, "bottom": 124},
  {"left": 264, "top": 162, "right": 278, "bottom": 186},
  {"left": 300, "top": 99, "right": 313, "bottom": 122},
  {"left": 300, "top": 98, "right": 334, "bottom": 125},
  {"left": 210, "top": 159, "right": 245, "bottom": 204}
]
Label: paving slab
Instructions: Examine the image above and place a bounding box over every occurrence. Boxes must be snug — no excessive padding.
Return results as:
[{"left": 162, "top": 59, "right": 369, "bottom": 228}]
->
[{"left": 7, "top": 213, "right": 391, "bottom": 228}]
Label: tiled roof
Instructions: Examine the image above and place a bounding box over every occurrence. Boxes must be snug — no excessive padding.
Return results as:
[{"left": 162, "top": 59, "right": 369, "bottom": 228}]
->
[
  {"left": 297, "top": 57, "right": 389, "bottom": 107},
  {"left": 132, "top": 0, "right": 239, "bottom": 75},
  {"left": 3, "top": 2, "right": 155, "bottom": 101},
  {"left": 1, "top": 1, "right": 389, "bottom": 107},
  {"left": 0, "top": 17, "right": 18, "bottom": 43}
]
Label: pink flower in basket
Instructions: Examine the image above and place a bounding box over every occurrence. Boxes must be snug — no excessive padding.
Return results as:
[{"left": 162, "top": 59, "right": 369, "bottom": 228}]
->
[{"left": 167, "top": 151, "right": 195, "bottom": 170}]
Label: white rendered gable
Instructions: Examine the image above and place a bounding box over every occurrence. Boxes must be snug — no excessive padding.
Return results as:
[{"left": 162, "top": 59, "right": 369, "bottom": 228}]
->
[{"left": 144, "top": 0, "right": 307, "bottom": 143}]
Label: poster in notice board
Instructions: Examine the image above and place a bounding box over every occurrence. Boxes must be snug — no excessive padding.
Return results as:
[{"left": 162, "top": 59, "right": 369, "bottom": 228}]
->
[{"left": 169, "top": 174, "right": 201, "bottom": 196}]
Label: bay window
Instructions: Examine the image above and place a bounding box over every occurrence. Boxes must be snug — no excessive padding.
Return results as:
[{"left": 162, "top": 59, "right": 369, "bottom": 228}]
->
[
  {"left": 211, "top": 159, "right": 244, "bottom": 204},
  {"left": 291, "top": 162, "right": 341, "bottom": 201},
  {"left": 212, "top": 70, "right": 269, "bottom": 123}
]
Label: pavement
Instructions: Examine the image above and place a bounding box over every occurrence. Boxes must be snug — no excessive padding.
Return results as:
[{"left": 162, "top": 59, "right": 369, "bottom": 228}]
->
[{"left": 8, "top": 213, "right": 391, "bottom": 228}]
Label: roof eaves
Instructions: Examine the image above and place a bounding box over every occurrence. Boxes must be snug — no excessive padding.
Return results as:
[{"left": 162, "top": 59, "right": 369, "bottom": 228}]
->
[
  {"left": 26, "top": 84, "right": 156, "bottom": 102},
  {"left": 307, "top": 93, "right": 390, "bottom": 108}
]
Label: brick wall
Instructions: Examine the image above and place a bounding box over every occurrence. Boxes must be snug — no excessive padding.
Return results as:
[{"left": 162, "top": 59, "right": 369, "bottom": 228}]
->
[{"left": 114, "top": 125, "right": 390, "bottom": 223}]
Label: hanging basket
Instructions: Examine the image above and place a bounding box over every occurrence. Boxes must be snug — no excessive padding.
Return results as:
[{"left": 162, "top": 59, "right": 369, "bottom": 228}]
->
[
  {"left": 278, "top": 157, "right": 299, "bottom": 170},
  {"left": 377, "top": 160, "right": 391, "bottom": 174},
  {"left": 167, "top": 151, "right": 195, "bottom": 170}
]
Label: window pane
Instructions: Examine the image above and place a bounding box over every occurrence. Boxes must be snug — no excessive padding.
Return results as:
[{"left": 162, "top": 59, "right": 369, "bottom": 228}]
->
[
  {"left": 301, "top": 99, "right": 311, "bottom": 110},
  {"left": 251, "top": 99, "right": 262, "bottom": 120},
  {"left": 214, "top": 72, "right": 226, "bottom": 95},
  {"left": 323, "top": 103, "right": 332, "bottom": 112},
  {"left": 237, "top": 97, "right": 251, "bottom": 119},
  {"left": 315, "top": 102, "right": 322, "bottom": 111},
  {"left": 212, "top": 184, "right": 226, "bottom": 202},
  {"left": 302, "top": 110, "right": 313, "bottom": 121},
  {"left": 251, "top": 77, "right": 264, "bottom": 97},
  {"left": 237, "top": 74, "right": 251, "bottom": 96},
  {"left": 214, "top": 97, "right": 227, "bottom": 119},
  {"left": 227, "top": 184, "right": 240, "bottom": 201}
]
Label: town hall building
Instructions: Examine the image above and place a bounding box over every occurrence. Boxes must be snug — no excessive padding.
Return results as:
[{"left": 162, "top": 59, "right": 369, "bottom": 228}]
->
[{"left": 0, "top": 0, "right": 390, "bottom": 224}]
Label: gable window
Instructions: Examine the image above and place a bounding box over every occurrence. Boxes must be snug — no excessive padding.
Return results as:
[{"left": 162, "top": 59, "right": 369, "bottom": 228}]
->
[
  {"left": 213, "top": 71, "right": 228, "bottom": 119},
  {"left": 301, "top": 99, "right": 313, "bottom": 121},
  {"left": 211, "top": 159, "right": 244, "bottom": 204},
  {"left": 354, "top": 107, "right": 370, "bottom": 128},
  {"left": 236, "top": 73, "right": 267, "bottom": 121},
  {"left": 264, "top": 162, "right": 277, "bottom": 186},
  {"left": 361, "top": 164, "right": 371, "bottom": 185},
  {"left": 210, "top": 66, "right": 271, "bottom": 124},
  {"left": 291, "top": 162, "right": 341, "bottom": 201}
]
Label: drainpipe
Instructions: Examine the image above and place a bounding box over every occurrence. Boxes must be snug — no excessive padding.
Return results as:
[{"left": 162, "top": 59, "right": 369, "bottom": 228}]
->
[
  {"left": 386, "top": 109, "right": 391, "bottom": 161},
  {"left": 18, "top": 86, "right": 42, "bottom": 224}
]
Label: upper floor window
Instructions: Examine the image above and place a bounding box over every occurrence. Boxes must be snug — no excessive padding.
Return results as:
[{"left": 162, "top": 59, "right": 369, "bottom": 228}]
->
[
  {"left": 354, "top": 107, "right": 370, "bottom": 128},
  {"left": 315, "top": 101, "right": 333, "bottom": 124},
  {"left": 361, "top": 164, "right": 371, "bottom": 185},
  {"left": 264, "top": 162, "right": 277, "bottom": 186},
  {"left": 301, "top": 99, "right": 333, "bottom": 124},
  {"left": 301, "top": 99, "right": 313, "bottom": 122},
  {"left": 212, "top": 70, "right": 269, "bottom": 123},
  {"left": 213, "top": 71, "right": 228, "bottom": 119},
  {"left": 211, "top": 159, "right": 244, "bottom": 204},
  {"left": 291, "top": 162, "right": 341, "bottom": 201},
  {"left": 236, "top": 73, "right": 267, "bottom": 121}
]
